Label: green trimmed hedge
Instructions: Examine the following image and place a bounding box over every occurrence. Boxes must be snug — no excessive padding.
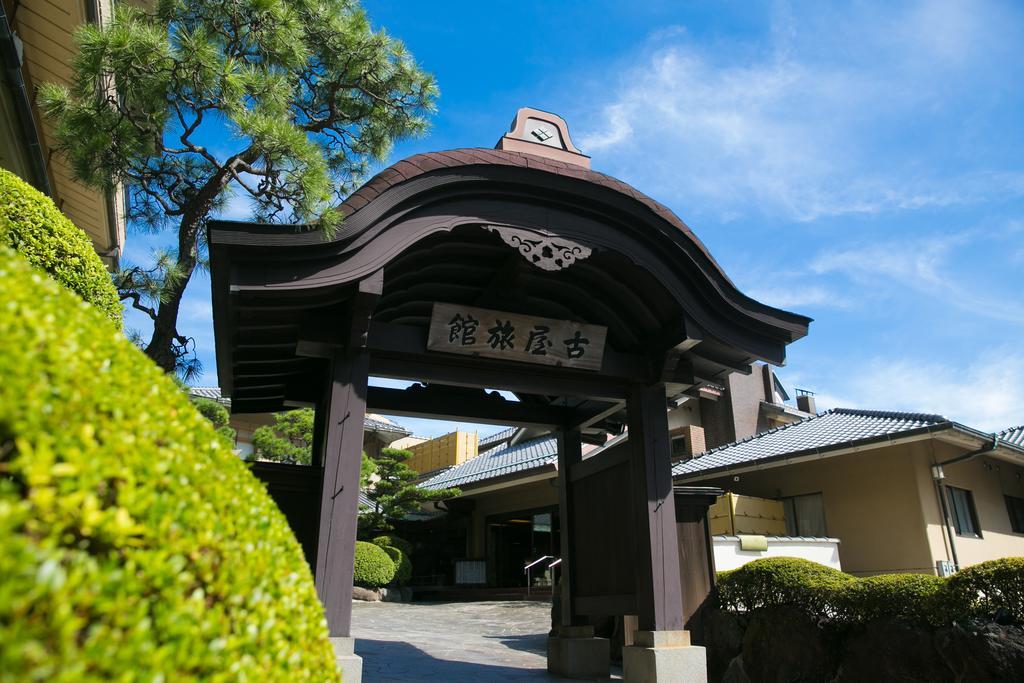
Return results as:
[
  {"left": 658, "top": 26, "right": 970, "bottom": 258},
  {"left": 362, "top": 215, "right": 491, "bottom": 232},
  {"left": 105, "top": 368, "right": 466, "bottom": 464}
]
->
[
  {"left": 0, "top": 248, "right": 338, "bottom": 681},
  {"left": 353, "top": 541, "right": 396, "bottom": 588},
  {"left": 381, "top": 546, "right": 413, "bottom": 586},
  {"left": 0, "top": 168, "right": 121, "bottom": 324},
  {"left": 371, "top": 534, "right": 413, "bottom": 557},
  {"left": 717, "top": 557, "right": 855, "bottom": 619},
  {"left": 948, "top": 557, "right": 1024, "bottom": 620},
  {"left": 717, "top": 556, "right": 1024, "bottom": 627}
]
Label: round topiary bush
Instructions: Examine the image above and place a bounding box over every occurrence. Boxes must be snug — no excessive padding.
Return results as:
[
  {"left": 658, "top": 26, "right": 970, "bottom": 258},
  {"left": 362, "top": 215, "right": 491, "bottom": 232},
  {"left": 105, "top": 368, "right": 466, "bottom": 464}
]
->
[
  {"left": 0, "top": 248, "right": 337, "bottom": 680},
  {"left": 371, "top": 534, "right": 413, "bottom": 557},
  {"left": 381, "top": 545, "right": 413, "bottom": 585},
  {"left": 0, "top": 168, "right": 121, "bottom": 324},
  {"left": 353, "top": 541, "right": 396, "bottom": 588}
]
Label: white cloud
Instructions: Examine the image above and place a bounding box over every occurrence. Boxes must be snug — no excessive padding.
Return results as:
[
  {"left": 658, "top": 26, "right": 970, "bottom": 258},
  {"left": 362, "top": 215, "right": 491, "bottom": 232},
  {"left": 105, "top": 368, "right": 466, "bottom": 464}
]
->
[
  {"left": 744, "top": 284, "right": 852, "bottom": 311},
  {"left": 810, "top": 348, "right": 1024, "bottom": 432},
  {"left": 575, "top": 0, "right": 1024, "bottom": 221},
  {"left": 810, "top": 234, "right": 1024, "bottom": 324}
]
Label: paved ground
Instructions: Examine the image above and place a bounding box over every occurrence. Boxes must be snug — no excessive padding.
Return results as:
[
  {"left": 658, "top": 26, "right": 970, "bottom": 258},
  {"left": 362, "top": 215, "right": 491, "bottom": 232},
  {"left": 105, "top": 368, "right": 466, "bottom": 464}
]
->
[{"left": 352, "top": 600, "right": 623, "bottom": 682}]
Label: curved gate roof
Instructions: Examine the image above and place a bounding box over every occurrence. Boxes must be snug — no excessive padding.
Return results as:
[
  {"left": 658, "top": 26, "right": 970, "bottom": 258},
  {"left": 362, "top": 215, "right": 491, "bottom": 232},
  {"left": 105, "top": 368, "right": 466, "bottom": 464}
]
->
[{"left": 209, "top": 142, "right": 811, "bottom": 415}]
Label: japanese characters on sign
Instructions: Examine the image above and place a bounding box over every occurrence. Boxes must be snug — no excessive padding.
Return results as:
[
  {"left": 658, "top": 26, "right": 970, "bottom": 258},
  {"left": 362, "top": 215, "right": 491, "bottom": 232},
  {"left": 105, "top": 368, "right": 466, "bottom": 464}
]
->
[{"left": 427, "top": 303, "right": 607, "bottom": 371}]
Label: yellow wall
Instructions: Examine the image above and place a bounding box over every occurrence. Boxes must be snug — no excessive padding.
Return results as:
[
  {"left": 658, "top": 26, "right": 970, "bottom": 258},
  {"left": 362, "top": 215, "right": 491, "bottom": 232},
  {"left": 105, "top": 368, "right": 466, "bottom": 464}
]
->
[
  {"left": 407, "top": 431, "right": 479, "bottom": 475},
  {"left": 697, "top": 441, "right": 1024, "bottom": 575}
]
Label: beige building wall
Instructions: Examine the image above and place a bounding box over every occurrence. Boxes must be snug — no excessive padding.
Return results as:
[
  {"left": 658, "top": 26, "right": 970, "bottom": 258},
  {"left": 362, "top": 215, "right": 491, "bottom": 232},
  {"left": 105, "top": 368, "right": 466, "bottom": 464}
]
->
[
  {"left": 914, "top": 443, "right": 1024, "bottom": 569},
  {"left": 698, "top": 444, "right": 937, "bottom": 575},
  {"left": 696, "top": 440, "right": 1024, "bottom": 575}
]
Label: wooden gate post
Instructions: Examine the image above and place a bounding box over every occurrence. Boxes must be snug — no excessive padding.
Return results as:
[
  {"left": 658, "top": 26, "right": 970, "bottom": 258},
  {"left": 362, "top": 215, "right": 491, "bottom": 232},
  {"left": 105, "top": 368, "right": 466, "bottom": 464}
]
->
[
  {"left": 624, "top": 382, "right": 707, "bottom": 681},
  {"left": 556, "top": 427, "right": 584, "bottom": 628},
  {"left": 314, "top": 350, "right": 370, "bottom": 681},
  {"left": 548, "top": 427, "right": 611, "bottom": 678},
  {"left": 628, "top": 382, "right": 684, "bottom": 632}
]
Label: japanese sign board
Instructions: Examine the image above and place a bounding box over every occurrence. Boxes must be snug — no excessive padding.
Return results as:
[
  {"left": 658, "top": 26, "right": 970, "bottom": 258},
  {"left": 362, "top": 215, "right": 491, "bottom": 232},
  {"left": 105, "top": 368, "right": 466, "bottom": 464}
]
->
[{"left": 427, "top": 303, "right": 607, "bottom": 371}]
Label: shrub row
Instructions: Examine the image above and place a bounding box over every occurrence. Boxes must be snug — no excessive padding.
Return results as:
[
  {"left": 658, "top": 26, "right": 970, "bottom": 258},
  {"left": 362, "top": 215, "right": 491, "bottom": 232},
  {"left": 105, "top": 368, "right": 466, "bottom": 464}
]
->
[
  {"left": 0, "top": 248, "right": 337, "bottom": 681},
  {"left": 717, "top": 557, "right": 1024, "bottom": 627}
]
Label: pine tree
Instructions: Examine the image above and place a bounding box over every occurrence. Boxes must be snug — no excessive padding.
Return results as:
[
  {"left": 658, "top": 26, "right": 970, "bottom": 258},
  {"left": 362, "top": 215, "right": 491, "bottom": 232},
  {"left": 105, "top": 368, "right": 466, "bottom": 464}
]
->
[
  {"left": 251, "top": 407, "right": 376, "bottom": 485},
  {"left": 40, "top": 0, "right": 437, "bottom": 377},
  {"left": 361, "top": 448, "right": 459, "bottom": 532}
]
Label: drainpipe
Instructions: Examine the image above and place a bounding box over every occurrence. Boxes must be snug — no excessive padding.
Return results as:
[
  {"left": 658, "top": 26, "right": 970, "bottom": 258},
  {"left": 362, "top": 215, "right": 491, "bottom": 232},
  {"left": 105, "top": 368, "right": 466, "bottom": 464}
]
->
[
  {"left": 0, "top": 4, "right": 51, "bottom": 195},
  {"left": 932, "top": 436, "right": 999, "bottom": 572}
]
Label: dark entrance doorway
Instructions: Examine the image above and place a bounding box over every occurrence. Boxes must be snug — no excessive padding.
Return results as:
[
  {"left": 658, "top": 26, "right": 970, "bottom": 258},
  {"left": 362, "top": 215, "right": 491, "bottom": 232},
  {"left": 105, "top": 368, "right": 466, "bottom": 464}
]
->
[
  {"left": 486, "top": 507, "right": 560, "bottom": 588},
  {"left": 208, "top": 108, "right": 809, "bottom": 680}
]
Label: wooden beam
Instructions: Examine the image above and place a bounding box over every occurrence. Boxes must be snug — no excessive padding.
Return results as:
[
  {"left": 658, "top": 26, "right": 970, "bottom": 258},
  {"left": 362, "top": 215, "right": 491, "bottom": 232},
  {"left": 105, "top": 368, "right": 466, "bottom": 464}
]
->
[
  {"left": 557, "top": 428, "right": 586, "bottom": 627},
  {"left": 314, "top": 350, "right": 370, "bottom": 637},
  {"left": 348, "top": 270, "right": 384, "bottom": 349},
  {"left": 628, "top": 382, "right": 685, "bottom": 632},
  {"left": 369, "top": 354, "right": 629, "bottom": 401},
  {"left": 365, "top": 384, "right": 573, "bottom": 428},
  {"left": 366, "top": 321, "right": 654, "bottom": 400}
]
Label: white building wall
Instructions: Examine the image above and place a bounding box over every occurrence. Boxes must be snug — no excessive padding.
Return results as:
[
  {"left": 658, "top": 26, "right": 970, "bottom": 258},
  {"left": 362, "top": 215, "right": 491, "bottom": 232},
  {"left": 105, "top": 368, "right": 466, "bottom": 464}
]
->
[{"left": 713, "top": 536, "right": 842, "bottom": 572}]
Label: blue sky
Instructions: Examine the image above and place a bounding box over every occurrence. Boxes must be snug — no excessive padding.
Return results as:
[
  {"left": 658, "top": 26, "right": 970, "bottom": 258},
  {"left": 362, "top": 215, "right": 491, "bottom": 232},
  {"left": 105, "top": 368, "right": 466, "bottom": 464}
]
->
[{"left": 124, "top": 0, "right": 1024, "bottom": 436}]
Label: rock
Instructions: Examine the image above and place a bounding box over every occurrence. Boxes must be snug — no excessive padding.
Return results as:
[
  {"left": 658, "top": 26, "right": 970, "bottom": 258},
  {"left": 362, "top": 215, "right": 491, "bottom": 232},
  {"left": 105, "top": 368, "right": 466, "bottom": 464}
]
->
[
  {"left": 741, "top": 607, "right": 830, "bottom": 683},
  {"left": 836, "top": 621, "right": 951, "bottom": 682},
  {"left": 721, "top": 655, "right": 750, "bottom": 683},
  {"left": 937, "top": 623, "right": 1024, "bottom": 681},
  {"left": 352, "top": 586, "right": 381, "bottom": 602},
  {"left": 704, "top": 609, "right": 746, "bottom": 683}
]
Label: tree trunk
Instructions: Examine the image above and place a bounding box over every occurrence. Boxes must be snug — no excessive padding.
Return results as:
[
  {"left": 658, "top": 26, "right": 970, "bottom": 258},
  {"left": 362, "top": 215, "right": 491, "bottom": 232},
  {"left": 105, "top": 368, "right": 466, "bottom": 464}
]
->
[
  {"left": 143, "top": 171, "right": 230, "bottom": 374},
  {"left": 144, "top": 212, "right": 202, "bottom": 374}
]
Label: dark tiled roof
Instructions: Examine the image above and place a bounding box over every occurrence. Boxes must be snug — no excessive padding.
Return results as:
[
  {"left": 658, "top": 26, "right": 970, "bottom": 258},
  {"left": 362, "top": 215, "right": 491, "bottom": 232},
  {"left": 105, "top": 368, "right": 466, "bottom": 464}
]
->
[
  {"left": 342, "top": 149, "right": 721, "bottom": 276},
  {"left": 1000, "top": 425, "right": 1024, "bottom": 449},
  {"left": 187, "top": 387, "right": 410, "bottom": 436},
  {"left": 673, "top": 408, "right": 951, "bottom": 479},
  {"left": 419, "top": 436, "right": 558, "bottom": 490}
]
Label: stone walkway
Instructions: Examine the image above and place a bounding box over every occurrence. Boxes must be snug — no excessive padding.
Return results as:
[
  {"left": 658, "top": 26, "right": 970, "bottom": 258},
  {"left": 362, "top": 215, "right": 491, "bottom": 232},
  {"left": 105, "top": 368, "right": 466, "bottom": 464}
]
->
[{"left": 352, "top": 600, "right": 623, "bottom": 682}]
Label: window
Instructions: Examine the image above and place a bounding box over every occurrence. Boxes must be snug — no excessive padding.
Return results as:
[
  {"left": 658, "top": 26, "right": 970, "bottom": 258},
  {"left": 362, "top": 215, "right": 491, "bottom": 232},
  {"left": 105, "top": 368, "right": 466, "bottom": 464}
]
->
[
  {"left": 1006, "top": 495, "right": 1024, "bottom": 534},
  {"left": 946, "top": 486, "right": 981, "bottom": 538},
  {"left": 670, "top": 434, "right": 688, "bottom": 460},
  {"left": 782, "top": 493, "right": 827, "bottom": 537}
]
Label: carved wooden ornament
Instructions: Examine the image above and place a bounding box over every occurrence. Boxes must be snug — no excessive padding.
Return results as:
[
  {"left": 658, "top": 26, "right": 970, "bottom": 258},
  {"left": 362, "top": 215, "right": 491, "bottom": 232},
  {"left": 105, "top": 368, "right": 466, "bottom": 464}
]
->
[{"left": 483, "top": 225, "right": 593, "bottom": 272}]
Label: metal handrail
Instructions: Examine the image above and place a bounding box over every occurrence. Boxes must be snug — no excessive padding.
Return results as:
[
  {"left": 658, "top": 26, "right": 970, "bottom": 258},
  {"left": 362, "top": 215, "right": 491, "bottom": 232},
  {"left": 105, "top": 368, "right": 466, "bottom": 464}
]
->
[
  {"left": 547, "top": 558, "right": 562, "bottom": 569},
  {"left": 523, "top": 555, "right": 555, "bottom": 596},
  {"left": 523, "top": 555, "right": 553, "bottom": 572}
]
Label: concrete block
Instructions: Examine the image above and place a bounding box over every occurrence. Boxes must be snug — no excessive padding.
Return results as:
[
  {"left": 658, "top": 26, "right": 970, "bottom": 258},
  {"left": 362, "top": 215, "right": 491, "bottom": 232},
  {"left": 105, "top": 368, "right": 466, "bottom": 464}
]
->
[
  {"left": 623, "top": 634, "right": 706, "bottom": 683},
  {"left": 330, "top": 636, "right": 363, "bottom": 683},
  {"left": 548, "top": 633, "right": 611, "bottom": 679}
]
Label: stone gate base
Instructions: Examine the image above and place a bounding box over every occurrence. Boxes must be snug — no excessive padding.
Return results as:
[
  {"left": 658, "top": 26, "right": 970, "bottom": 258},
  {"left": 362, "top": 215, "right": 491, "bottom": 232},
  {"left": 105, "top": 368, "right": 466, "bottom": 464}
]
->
[
  {"left": 622, "top": 630, "right": 706, "bottom": 682},
  {"left": 331, "top": 636, "right": 363, "bottom": 683},
  {"left": 547, "top": 625, "right": 611, "bottom": 679}
]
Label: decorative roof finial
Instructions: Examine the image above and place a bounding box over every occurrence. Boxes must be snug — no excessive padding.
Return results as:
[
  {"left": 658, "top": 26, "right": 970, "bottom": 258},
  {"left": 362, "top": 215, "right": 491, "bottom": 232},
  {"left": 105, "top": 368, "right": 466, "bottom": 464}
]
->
[{"left": 495, "top": 107, "right": 590, "bottom": 168}]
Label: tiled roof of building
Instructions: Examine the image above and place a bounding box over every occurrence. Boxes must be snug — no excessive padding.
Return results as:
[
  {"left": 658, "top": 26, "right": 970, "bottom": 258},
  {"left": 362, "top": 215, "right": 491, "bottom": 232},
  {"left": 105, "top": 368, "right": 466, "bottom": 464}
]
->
[
  {"left": 673, "top": 408, "right": 952, "bottom": 479},
  {"left": 189, "top": 386, "right": 231, "bottom": 406},
  {"left": 187, "top": 387, "right": 410, "bottom": 436},
  {"left": 364, "top": 413, "right": 412, "bottom": 436},
  {"left": 419, "top": 436, "right": 558, "bottom": 490},
  {"left": 999, "top": 425, "right": 1024, "bottom": 449},
  {"left": 479, "top": 426, "right": 519, "bottom": 449}
]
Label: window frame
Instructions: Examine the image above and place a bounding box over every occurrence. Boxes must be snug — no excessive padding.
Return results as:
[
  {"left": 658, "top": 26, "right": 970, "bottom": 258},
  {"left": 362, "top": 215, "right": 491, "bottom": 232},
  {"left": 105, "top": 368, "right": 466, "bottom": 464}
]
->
[
  {"left": 1005, "top": 495, "right": 1024, "bottom": 535},
  {"left": 946, "top": 485, "right": 982, "bottom": 539}
]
